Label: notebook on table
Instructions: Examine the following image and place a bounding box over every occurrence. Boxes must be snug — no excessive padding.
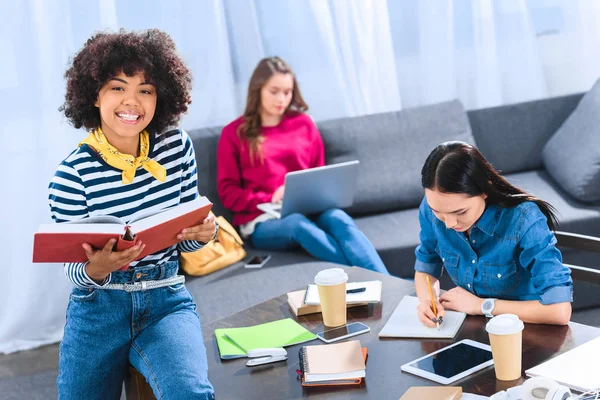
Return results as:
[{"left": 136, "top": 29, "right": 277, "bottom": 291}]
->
[
  {"left": 378, "top": 295, "right": 466, "bottom": 339},
  {"left": 399, "top": 386, "right": 463, "bottom": 400},
  {"left": 303, "top": 280, "right": 382, "bottom": 306},
  {"left": 287, "top": 289, "right": 366, "bottom": 317},
  {"left": 298, "top": 340, "right": 367, "bottom": 387},
  {"left": 257, "top": 160, "right": 360, "bottom": 219},
  {"left": 525, "top": 335, "right": 600, "bottom": 393},
  {"left": 214, "top": 318, "right": 317, "bottom": 360}
]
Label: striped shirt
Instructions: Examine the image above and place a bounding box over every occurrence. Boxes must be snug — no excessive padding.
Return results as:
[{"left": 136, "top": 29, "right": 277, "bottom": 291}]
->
[{"left": 48, "top": 129, "right": 203, "bottom": 288}]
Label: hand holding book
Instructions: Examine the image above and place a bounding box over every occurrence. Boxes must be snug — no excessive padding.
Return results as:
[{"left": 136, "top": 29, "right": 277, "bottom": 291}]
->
[
  {"left": 176, "top": 213, "right": 217, "bottom": 243},
  {"left": 83, "top": 238, "right": 147, "bottom": 281}
]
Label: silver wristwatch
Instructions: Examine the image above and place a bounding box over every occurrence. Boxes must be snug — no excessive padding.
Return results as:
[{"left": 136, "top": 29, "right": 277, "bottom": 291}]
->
[{"left": 481, "top": 298, "right": 497, "bottom": 318}]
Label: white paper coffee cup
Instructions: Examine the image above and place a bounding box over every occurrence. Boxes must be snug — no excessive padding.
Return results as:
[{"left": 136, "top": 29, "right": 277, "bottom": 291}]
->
[
  {"left": 314, "top": 268, "right": 348, "bottom": 327},
  {"left": 486, "top": 314, "right": 524, "bottom": 380}
]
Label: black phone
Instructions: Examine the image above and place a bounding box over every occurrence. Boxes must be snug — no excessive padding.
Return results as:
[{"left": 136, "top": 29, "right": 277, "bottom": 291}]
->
[{"left": 244, "top": 254, "right": 271, "bottom": 269}]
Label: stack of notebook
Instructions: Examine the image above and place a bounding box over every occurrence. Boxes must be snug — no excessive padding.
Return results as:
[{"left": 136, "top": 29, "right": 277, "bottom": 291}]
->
[
  {"left": 303, "top": 280, "right": 383, "bottom": 306},
  {"left": 214, "top": 318, "right": 317, "bottom": 359},
  {"left": 287, "top": 289, "right": 366, "bottom": 317},
  {"left": 298, "top": 340, "right": 368, "bottom": 387}
]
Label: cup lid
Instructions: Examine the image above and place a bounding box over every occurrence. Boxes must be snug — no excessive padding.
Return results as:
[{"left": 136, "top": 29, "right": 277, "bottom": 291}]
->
[
  {"left": 485, "top": 314, "right": 524, "bottom": 335},
  {"left": 314, "top": 268, "right": 348, "bottom": 286}
]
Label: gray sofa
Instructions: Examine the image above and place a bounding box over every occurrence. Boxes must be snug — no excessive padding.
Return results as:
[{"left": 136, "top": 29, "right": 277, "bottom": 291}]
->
[{"left": 185, "top": 92, "right": 600, "bottom": 326}]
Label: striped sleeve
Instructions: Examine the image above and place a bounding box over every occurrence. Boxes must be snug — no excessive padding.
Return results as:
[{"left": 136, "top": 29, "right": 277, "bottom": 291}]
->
[
  {"left": 177, "top": 130, "right": 205, "bottom": 253},
  {"left": 49, "top": 160, "right": 112, "bottom": 288}
]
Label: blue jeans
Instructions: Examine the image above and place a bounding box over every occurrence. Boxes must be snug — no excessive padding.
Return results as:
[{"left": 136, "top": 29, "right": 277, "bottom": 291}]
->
[
  {"left": 251, "top": 208, "right": 389, "bottom": 275},
  {"left": 57, "top": 261, "right": 214, "bottom": 400}
]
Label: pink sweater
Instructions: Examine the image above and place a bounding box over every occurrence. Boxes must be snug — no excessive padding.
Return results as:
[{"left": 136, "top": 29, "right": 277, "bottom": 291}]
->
[{"left": 217, "top": 112, "right": 325, "bottom": 226}]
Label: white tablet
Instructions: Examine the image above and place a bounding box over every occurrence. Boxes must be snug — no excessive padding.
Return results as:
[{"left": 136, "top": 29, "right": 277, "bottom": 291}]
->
[{"left": 400, "top": 339, "right": 494, "bottom": 385}]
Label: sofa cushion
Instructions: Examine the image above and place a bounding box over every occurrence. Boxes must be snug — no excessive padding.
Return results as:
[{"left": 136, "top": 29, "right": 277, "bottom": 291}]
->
[
  {"left": 542, "top": 80, "right": 600, "bottom": 203},
  {"left": 468, "top": 93, "right": 582, "bottom": 175},
  {"left": 318, "top": 100, "right": 474, "bottom": 215},
  {"left": 187, "top": 126, "right": 233, "bottom": 220},
  {"left": 353, "top": 207, "right": 421, "bottom": 278},
  {"left": 506, "top": 170, "right": 600, "bottom": 236}
]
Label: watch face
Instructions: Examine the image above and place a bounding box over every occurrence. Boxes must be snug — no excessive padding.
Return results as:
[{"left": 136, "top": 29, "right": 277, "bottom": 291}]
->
[{"left": 483, "top": 301, "right": 492, "bottom": 311}]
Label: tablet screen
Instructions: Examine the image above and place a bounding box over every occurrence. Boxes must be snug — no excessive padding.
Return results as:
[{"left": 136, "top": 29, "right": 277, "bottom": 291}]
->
[{"left": 408, "top": 342, "right": 493, "bottom": 378}]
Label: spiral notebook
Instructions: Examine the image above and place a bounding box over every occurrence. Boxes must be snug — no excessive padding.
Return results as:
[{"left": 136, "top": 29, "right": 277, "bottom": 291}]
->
[{"left": 298, "top": 340, "right": 367, "bottom": 386}]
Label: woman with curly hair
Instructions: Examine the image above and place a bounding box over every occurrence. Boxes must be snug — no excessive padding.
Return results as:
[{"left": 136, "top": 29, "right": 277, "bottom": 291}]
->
[
  {"left": 217, "top": 57, "right": 388, "bottom": 274},
  {"left": 50, "top": 29, "right": 215, "bottom": 399}
]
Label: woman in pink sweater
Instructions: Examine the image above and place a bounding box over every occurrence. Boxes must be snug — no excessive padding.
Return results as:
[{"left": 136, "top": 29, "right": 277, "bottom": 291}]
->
[{"left": 217, "top": 57, "right": 388, "bottom": 274}]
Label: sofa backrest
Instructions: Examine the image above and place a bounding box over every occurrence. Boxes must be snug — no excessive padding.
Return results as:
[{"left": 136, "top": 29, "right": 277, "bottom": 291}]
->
[
  {"left": 187, "top": 126, "right": 233, "bottom": 221},
  {"left": 188, "top": 94, "right": 584, "bottom": 221},
  {"left": 317, "top": 100, "right": 474, "bottom": 215},
  {"left": 467, "top": 93, "right": 583, "bottom": 175}
]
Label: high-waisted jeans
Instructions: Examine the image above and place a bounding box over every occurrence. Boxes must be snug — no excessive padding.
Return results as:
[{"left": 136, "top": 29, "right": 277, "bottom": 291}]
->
[{"left": 57, "top": 261, "right": 214, "bottom": 399}]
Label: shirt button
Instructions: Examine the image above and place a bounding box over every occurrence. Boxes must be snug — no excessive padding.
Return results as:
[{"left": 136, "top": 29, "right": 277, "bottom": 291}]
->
[
  {"left": 472, "top": 240, "right": 476, "bottom": 244},
  {"left": 467, "top": 284, "right": 471, "bottom": 288},
  {"left": 442, "top": 258, "right": 445, "bottom": 262},
  {"left": 472, "top": 259, "right": 476, "bottom": 264},
  {"left": 497, "top": 273, "right": 502, "bottom": 278},
  {"left": 135, "top": 272, "right": 142, "bottom": 279}
]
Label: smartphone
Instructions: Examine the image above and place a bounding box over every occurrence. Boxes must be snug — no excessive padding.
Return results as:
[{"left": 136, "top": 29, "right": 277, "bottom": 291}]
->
[
  {"left": 316, "top": 322, "right": 370, "bottom": 343},
  {"left": 244, "top": 254, "right": 271, "bottom": 269}
]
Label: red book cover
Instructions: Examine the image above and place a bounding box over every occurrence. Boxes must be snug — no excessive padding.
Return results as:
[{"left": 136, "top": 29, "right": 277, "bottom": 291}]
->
[{"left": 33, "top": 196, "right": 213, "bottom": 264}]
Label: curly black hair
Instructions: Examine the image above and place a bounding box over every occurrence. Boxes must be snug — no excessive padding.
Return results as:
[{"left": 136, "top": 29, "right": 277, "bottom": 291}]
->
[{"left": 60, "top": 29, "right": 192, "bottom": 135}]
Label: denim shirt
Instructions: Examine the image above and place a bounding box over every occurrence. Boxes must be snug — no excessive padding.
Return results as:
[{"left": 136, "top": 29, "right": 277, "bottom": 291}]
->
[{"left": 414, "top": 197, "right": 573, "bottom": 305}]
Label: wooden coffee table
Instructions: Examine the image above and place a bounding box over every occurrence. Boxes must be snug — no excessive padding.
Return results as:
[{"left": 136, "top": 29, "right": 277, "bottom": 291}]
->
[{"left": 202, "top": 267, "right": 600, "bottom": 399}]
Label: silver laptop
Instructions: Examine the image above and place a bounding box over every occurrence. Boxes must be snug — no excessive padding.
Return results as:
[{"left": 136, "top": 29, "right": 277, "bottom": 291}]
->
[{"left": 257, "top": 160, "right": 360, "bottom": 219}]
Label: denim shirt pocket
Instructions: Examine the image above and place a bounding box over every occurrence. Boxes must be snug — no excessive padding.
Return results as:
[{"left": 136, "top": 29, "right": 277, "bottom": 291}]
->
[
  {"left": 436, "top": 246, "right": 460, "bottom": 280},
  {"left": 70, "top": 287, "right": 99, "bottom": 303},
  {"left": 482, "top": 261, "right": 520, "bottom": 295}
]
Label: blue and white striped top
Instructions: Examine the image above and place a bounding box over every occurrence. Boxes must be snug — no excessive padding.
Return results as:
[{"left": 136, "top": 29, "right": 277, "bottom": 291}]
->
[{"left": 48, "top": 129, "right": 203, "bottom": 288}]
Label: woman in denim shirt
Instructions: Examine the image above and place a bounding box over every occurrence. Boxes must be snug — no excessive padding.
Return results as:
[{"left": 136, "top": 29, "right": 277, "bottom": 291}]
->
[{"left": 415, "top": 141, "right": 573, "bottom": 326}]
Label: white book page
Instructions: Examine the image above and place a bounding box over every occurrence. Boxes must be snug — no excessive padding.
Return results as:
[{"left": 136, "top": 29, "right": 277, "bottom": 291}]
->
[
  {"left": 63, "top": 215, "right": 125, "bottom": 225},
  {"left": 130, "top": 196, "right": 210, "bottom": 233},
  {"left": 37, "top": 223, "right": 124, "bottom": 234},
  {"left": 304, "top": 281, "right": 382, "bottom": 305},
  {"left": 305, "top": 370, "right": 365, "bottom": 382},
  {"left": 378, "top": 295, "right": 466, "bottom": 339}
]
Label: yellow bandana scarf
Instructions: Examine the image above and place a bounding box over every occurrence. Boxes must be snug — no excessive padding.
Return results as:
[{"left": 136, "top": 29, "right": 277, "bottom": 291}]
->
[{"left": 79, "top": 128, "right": 167, "bottom": 184}]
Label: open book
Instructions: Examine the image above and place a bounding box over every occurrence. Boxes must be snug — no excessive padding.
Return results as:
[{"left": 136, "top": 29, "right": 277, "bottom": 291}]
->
[
  {"left": 378, "top": 295, "right": 466, "bottom": 339},
  {"left": 33, "top": 196, "right": 212, "bottom": 264}
]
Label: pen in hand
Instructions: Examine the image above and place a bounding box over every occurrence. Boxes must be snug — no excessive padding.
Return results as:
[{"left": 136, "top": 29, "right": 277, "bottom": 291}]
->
[
  {"left": 426, "top": 275, "right": 441, "bottom": 330},
  {"left": 346, "top": 287, "right": 366, "bottom": 294}
]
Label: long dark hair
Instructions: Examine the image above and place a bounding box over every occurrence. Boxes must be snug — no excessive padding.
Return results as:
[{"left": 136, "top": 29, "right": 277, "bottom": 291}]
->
[
  {"left": 238, "top": 56, "right": 308, "bottom": 163},
  {"left": 421, "top": 141, "right": 559, "bottom": 230}
]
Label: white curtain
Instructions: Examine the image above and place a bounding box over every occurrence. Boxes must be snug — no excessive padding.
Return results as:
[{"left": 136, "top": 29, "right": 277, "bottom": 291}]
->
[{"left": 1, "top": 0, "right": 599, "bottom": 354}]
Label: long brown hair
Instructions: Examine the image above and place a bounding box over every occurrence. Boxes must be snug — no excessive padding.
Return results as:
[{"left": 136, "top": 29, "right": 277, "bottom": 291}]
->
[
  {"left": 421, "top": 141, "right": 559, "bottom": 230},
  {"left": 238, "top": 56, "right": 308, "bottom": 163}
]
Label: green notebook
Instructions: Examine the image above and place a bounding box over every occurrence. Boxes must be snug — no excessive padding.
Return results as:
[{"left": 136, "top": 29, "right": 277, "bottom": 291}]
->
[{"left": 215, "top": 318, "right": 317, "bottom": 360}]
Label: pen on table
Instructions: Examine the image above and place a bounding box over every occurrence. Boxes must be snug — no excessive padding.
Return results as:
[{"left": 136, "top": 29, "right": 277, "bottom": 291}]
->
[
  {"left": 346, "top": 287, "right": 366, "bottom": 294},
  {"left": 425, "top": 275, "right": 440, "bottom": 330}
]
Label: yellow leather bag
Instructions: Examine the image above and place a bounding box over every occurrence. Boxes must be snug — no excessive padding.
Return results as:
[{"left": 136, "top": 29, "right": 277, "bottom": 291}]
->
[{"left": 180, "top": 213, "right": 246, "bottom": 276}]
